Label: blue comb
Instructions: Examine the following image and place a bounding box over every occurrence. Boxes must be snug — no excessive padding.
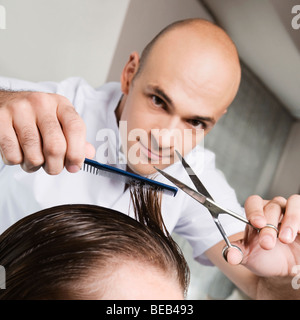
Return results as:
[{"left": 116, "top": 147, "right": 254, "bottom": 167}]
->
[{"left": 82, "top": 158, "right": 178, "bottom": 197}]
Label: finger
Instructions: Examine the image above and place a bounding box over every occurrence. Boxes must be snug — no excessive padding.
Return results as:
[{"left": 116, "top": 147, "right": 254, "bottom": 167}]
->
[
  {"left": 244, "top": 195, "right": 267, "bottom": 229},
  {"left": 224, "top": 232, "right": 245, "bottom": 265},
  {"left": 279, "top": 195, "right": 300, "bottom": 244},
  {"left": 57, "top": 104, "right": 87, "bottom": 173},
  {"left": 37, "top": 113, "right": 67, "bottom": 175},
  {"left": 13, "top": 112, "right": 44, "bottom": 172},
  {"left": 225, "top": 246, "right": 243, "bottom": 265},
  {"left": 18, "top": 125, "right": 44, "bottom": 173},
  {"left": 85, "top": 142, "right": 96, "bottom": 160},
  {"left": 258, "top": 197, "right": 285, "bottom": 250},
  {"left": 0, "top": 117, "right": 23, "bottom": 166}
]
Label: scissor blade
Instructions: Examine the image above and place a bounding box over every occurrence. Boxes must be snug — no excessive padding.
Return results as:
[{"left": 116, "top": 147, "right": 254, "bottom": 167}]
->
[
  {"left": 175, "top": 150, "right": 213, "bottom": 200},
  {"left": 154, "top": 167, "right": 207, "bottom": 205}
]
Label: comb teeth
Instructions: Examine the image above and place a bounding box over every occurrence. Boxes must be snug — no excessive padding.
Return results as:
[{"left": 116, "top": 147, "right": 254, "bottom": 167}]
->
[
  {"left": 84, "top": 163, "right": 93, "bottom": 174},
  {"left": 82, "top": 163, "right": 99, "bottom": 175}
]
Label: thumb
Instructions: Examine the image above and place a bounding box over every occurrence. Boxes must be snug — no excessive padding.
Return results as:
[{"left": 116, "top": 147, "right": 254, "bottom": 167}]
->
[
  {"left": 224, "top": 245, "right": 244, "bottom": 265},
  {"left": 225, "top": 227, "right": 257, "bottom": 265}
]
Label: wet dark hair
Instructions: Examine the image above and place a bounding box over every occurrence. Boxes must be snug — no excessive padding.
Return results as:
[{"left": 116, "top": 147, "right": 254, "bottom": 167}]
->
[{"left": 0, "top": 187, "right": 190, "bottom": 300}]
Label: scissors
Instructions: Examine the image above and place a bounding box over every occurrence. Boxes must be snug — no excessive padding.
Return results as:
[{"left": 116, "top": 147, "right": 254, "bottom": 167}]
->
[{"left": 154, "top": 151, "right": 275, "bottom": 262}]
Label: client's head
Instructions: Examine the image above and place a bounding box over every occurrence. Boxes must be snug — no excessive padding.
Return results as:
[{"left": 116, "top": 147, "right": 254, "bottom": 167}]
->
[{"left": 0, "top": 188, "right": 190, "bottom": 300}]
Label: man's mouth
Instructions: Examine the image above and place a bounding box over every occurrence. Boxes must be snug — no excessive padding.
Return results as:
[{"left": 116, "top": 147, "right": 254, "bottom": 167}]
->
[{"left": 138, "top": 139, "right": 171, "bottom": 162}]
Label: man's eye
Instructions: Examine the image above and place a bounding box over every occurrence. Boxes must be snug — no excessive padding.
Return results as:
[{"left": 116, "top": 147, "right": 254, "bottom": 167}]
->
[
  {"left": 151, "top": 95, "right": 165, "bottom": 108},
  {"left": 187, "top": 119, "right": 206, "bottom": 130}
]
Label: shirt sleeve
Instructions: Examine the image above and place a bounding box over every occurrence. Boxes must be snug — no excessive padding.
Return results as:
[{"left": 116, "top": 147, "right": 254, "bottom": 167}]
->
[
  {"left": 0, "top": 76, "right": 60, "bottom": 93},
  {"left": 0, "top": 156, "right": 4, "bottom": 172},
  {"left": 0, "top": 76, "right": 90, "bottom": 107},
  {"left": 173, "top": 150, "right": 246, "bottom": 266}
]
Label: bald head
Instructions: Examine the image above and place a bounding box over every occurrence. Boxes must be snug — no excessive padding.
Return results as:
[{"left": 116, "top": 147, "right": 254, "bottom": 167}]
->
[{"left": 136, "top": 19, "right": 241, "bottom": 84}]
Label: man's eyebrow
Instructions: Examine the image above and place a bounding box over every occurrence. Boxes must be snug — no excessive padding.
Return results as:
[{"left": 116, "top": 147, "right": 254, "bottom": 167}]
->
[{"left": 150, "top": 86, "right": 174, "bottom": 106}]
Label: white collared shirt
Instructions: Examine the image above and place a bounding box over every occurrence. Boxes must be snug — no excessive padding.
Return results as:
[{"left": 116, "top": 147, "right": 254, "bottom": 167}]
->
[{"left": 0, "top": 77, "right": 245, "bottom": 265}]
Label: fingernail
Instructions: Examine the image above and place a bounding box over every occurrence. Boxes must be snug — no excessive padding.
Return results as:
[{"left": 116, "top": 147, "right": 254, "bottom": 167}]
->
[
  {"left": 227, "top": 247, "right": 243, "bottom": 265},
  {"left": 280, "top": 227, "right": 293, "bottom": 243},
  {"left": 67, "top": 165, "right": 81, "bottom": 173},
  {"left": 251, "top": 216, "right": 266, "bottom": 228}
]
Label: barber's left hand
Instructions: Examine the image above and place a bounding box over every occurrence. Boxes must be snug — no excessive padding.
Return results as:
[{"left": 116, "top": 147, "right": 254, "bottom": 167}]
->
[{"left": 228, "top": 195, "right": 300, "bottom": 277}]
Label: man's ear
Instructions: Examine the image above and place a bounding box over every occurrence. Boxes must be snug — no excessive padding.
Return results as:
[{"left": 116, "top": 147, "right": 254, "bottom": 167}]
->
[{"left": 121, "top": 52, "right": 140, "bottom": 95}]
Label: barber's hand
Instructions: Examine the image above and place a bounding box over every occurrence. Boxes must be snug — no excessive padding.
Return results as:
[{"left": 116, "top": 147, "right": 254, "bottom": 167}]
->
[
  {"left": 228, "top": 195, "right": 300, "bottom": 277},
  {"left": 0, "top": 91, "right": 95, "bottom": 174}
]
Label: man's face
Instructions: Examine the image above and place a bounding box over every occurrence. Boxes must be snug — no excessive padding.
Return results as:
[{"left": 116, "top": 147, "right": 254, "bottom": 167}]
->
[{"left": 118, "top": 31, "right": 240, "bottom": 176}]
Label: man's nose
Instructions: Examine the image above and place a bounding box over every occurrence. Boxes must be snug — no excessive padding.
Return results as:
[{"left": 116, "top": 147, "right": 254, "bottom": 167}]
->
[
  {"left": 151, "top": 116, "right": 183, "bottom": 150},
  {"left": 163, "top": 116, "right": 182, "bottom": 131}
]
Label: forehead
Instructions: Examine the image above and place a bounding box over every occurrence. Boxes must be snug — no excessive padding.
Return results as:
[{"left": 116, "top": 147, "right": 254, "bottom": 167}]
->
[
  {"left": 138, "top": 61, "right": 233, "bottom": 121},
  {"left": 137, "top": 27, "right": 240, "bottom": 115},
  {"left": 98, "top": 261, "right": 184, "bottom": 299}
]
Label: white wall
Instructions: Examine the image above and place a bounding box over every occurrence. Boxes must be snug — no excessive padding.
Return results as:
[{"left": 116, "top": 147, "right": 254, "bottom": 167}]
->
[
  {"left": 202, "top": 0, "right": 300, "bottom": 119},
  {"left": 0, "top": 0, "right": 130, "bottom": 87},
  {"left": 107, "top": 0, "right": 213, "bottom": 82},
  {"left": 0, "top": 0, "right": 213, "bottom": 86}
]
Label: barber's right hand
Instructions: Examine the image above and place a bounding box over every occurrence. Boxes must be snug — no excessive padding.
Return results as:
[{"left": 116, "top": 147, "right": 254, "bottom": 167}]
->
[{"left": 0, "top": 91, "right": 95, "bottom": 175}]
